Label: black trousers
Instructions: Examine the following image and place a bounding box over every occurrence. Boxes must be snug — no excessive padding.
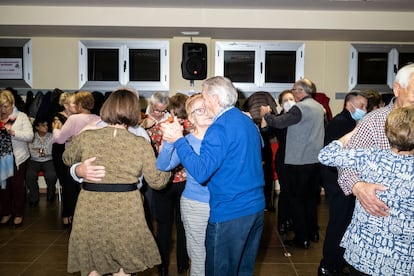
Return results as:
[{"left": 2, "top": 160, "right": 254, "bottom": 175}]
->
[
  {"left": 153, "top": 181, "right": 189, "bottom": 269},
  {"left": 321, "top": 166, "right": 355, "bottom": 271},
  {"left": 52, "top": 147, "right": 80, "bottom": 219},
  {"left": 286, "top": 163, "right": 320, "bottom": 242},
  {"left": 263, "top": 162, "right": 274, "bottom": 209},
  {"left": 275, "top": 161, "right": 291, "bottom": 226},
  {"left": 61, "top": 165, "right": 80, "bottom": 218}
]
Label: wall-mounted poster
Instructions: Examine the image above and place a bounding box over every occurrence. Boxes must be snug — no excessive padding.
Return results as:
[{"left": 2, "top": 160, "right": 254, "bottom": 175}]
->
[{"left": 0, "top": 58, "right": 23, "bottom": 79}]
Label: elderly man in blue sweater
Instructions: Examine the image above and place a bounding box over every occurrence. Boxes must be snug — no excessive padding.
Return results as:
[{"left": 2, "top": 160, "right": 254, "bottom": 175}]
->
[{"left": 161, "top": 76, "right": 265, "bottom": 276}]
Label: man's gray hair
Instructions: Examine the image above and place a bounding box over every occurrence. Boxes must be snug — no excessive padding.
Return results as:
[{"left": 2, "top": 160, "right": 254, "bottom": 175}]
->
[
  {"left": 295, "top": 78, "right": 314, "bottom": 95},
  {"left": 202, "top": 76, "right": 238, "bottom": 108},
  {"left": 395, "top": 63, "right": 414, "bottom": 88}
]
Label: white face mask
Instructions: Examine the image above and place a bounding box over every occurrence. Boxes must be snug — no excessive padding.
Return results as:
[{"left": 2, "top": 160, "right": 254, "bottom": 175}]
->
[{"left": 283, "top": 100, "right": 296, "bottom": 112}]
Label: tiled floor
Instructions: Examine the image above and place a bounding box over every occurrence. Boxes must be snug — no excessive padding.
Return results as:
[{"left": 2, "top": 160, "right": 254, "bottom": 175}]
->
[{"left": 0, "top": 194, "right": 328, "bottom": 276}]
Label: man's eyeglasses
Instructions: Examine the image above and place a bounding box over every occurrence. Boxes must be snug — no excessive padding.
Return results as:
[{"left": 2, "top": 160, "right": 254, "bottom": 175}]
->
[
  {"left": 292, "top": 88, "right": 304, "bottom": 92},
  {"left": 191, "top": 107, "right": 207, "bottom": 116}
]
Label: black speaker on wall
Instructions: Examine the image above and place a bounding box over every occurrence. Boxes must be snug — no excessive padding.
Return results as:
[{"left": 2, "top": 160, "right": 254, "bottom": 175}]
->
[{"left": 181, "top": 43, "right": 207, "bottom": 80}]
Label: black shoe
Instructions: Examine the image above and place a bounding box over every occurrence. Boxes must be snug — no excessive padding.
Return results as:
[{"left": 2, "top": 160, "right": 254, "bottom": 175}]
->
[
  {"left": 278, "top": 223, "right": 288, "bottom": 235},
  {"left": 284, "top": 239, "right": 310, "bottom": 249},
  {"left": 177, "top": 265, "right": 189, "bottom": 274},
  {"left": 318, "top": 265, "right": 333, "bottom": 276},
  {"left": 29, "top": 201, "right": 39, "bottom": 207},
  {"left": 318, "top": 265, "right": 350, "bottom": 276},
  {"left": 62, "top": 217, "right": 73, "bottom": 230},
  {"left": 158, "top": 265, "right": 168, "bottom": 276},
  {"left": 278, "top": 219, "right": 293, "bottom": 235}
]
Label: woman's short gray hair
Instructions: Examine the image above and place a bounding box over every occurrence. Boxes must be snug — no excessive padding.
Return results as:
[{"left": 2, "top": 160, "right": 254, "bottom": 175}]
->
[
  {"left": 202, "top": 76, "right": 238, "bottom": 108},
  {"left": 149, "top": 91, "right": 169, "bottom": 106}
]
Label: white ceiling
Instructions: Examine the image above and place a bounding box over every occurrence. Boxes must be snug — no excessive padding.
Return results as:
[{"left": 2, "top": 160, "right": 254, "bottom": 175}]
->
[
  {"left": 3, "top": 0, "right": 414, "bottom": 11},
  {"left": 1, "top": 0, "right": 414, "bottom": 41}
]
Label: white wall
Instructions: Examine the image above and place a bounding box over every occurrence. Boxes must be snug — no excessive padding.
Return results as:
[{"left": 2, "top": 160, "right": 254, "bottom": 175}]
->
[{"left": 1, "top": 5, "right": 414, "bottom": 115}]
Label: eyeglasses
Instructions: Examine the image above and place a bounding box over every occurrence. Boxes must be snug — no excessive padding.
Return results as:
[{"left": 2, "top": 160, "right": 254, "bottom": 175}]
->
[
  {"left": 191, "top": 107, "right": 207, "bottom": 116},
  {"left": 292, "top": 88, "right": 304, "bottom": 93},
  {"left": 151, "top": 103, "right": 168, "bottom": 115},
  {"left": 153, "top": 109, "right": 166, "bottom": 114}
]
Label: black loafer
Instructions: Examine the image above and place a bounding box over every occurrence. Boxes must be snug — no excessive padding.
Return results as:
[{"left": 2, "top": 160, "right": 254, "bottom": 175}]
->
[{"left": 284, "top": 239, "right": 310, "bottom": 249}]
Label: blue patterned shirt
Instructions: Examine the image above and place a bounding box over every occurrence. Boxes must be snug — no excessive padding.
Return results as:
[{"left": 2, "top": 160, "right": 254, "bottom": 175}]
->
[{"left": 319, "top": 141, "right": 414, "bottom": 276}]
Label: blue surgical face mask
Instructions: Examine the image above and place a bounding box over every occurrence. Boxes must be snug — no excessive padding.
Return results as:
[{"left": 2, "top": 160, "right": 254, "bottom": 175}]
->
[{"left": 350, "top": 103, "right": 366, "bottom": 121}]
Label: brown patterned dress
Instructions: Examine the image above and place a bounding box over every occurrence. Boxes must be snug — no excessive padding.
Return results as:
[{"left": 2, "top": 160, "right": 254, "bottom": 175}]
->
[{"left": 62, "top": 127, "right": 170, "bottom": 276}]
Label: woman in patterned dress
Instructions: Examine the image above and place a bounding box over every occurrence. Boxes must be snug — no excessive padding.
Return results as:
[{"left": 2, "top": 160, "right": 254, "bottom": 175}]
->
[
  {"left": 318, "top": 106, "right": 414, "bottom": 276},
  {"left": 63, "top": 89, "right": 170, "bottom": 276}
]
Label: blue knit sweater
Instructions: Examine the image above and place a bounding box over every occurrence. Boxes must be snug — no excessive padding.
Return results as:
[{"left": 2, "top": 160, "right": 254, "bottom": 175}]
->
[{"left": 174, "top": 107, "right": 265, "bottom": 223}]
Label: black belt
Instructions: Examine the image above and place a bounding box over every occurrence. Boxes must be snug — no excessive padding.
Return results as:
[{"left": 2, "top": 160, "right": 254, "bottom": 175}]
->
[{"left": 82, "top": 183, "right": 138, "bottom": 192}]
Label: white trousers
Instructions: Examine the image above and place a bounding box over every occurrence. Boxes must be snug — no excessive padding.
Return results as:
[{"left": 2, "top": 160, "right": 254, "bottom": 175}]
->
[{"left": 180, "top": 196, "right": 210, "bottom": 276}]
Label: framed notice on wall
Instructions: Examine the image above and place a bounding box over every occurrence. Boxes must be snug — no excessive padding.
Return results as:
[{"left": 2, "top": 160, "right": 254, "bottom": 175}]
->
[{"left": 0, "top": 58, "right": 23, "bottom": 79}]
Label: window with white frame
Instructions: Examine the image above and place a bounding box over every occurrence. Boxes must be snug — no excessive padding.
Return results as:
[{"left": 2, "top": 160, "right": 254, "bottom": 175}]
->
[
  {"left": 215, "top": 41, "right": 305, "bottom": 93},
  {"left": 0, "top": 39, "right": 32, "bottom": 88},
  {"left": 349, "top": 44, "right": 414, "bottom": 92},
  {"left": 79, "top": 40, "right": 169, "bottom": 92}
]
